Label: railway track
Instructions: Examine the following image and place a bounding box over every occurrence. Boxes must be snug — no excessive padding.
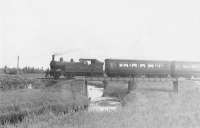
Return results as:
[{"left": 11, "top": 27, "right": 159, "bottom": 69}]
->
[{"left": 38, "top": 76, "right": 177, "bottom": 83}]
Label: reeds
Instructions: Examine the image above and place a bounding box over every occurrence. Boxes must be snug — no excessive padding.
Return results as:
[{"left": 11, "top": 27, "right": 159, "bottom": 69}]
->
[{"left": 0, "top": 87, "right": 89, "bottom": 125}]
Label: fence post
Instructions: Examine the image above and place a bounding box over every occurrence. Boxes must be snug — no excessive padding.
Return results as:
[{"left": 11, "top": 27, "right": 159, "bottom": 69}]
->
[
  {"left": 103, "top": 80, "right": 108, "bottom": 89},
  {"left": 173, "top": 79, "right": 178, "bottom": 92},
  {"left": 128, "top": 77, "right": 136, "bottom": 93},
  {"left": 84, "top": 80, "right": 88, "bottom": 97}
]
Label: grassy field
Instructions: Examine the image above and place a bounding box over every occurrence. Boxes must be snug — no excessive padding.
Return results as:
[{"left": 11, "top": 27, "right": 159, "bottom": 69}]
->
[{"left": 3, "top": 78, "right": 200, "bottom": 128}]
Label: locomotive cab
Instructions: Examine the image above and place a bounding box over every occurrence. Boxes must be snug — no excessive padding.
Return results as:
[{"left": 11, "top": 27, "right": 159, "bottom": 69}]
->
[
  {"left": 79, "top": 58, "right": 104, "bottom": 76},
  {"left": 79, "top": 59, "right": 102, "bottom": 65}
]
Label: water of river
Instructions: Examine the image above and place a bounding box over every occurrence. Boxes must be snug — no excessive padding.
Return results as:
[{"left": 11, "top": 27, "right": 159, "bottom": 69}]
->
[{"left": 87, "top": 85, "right": 121, "bottom": 112}]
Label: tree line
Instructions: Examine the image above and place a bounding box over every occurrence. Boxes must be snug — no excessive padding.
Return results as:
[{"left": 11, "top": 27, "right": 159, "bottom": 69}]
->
[{"left": 3, "top": 66, "right": 45, "bottom": 74}]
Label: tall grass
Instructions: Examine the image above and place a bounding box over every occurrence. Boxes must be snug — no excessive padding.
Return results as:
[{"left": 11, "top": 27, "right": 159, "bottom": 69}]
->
[{"left": 0, "top": 79, "right": 89, "bottom": 125}]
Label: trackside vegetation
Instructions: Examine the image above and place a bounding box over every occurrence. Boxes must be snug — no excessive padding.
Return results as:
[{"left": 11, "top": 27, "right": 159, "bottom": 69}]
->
[{"left": 0, "top": 77, "right": 89, "bottom": 125}]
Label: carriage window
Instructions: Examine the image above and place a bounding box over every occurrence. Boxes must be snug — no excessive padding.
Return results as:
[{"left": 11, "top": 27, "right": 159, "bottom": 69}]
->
[
  {"left": 83, "top": 60, "right": 91, "bottom": 65},
  {"left": 119, "top": 63, "right": 128, "bottom": 68},
  {"left": 148, "top": 64, "right": 154, "bottom": 68},
  {"left": 131, "top": 63, "right": 137, "bottom": 68},
  {"left": 124, "top": 64, "right": 128, "bottom": 67},
  {"left": 155, "top": 64, "right": 161, "bottom": 68},
  {"left": 140, "top": 64, "right": 146, "bottom": 68},
  {"left": 119, "top": 64, "right": 123, "bottom": 67}
]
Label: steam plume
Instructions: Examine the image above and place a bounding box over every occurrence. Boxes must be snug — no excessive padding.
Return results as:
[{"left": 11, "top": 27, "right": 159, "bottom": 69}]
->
[{"left": 53, "top": 49, "right": 80, "bottom": 56}]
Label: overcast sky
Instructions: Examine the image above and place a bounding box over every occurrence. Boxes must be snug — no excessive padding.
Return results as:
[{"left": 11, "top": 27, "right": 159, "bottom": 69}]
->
[{"left": 1, "top": 0, "right": 200, "bottom": 68}]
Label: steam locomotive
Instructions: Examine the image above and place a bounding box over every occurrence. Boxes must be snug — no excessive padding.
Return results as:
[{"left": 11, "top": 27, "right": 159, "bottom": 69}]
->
[
  {"left": 48, "top": 55, "right": 200, "bottom": 79},
  {"left": 49, "top": 55, "right": 104, "bottom": 79}
]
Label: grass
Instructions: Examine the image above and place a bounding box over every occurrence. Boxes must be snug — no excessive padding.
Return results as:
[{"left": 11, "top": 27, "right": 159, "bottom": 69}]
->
[
  {"left": 4, "top": 79, "right": 200, "bottom": 128},
  {"left": 2, "top": 78, "right": 200, "bottom": 128}
]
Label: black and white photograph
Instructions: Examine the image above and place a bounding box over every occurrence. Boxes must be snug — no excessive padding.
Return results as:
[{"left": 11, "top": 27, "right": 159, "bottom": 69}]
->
[{"left": 1, "top": 0, "right": 200, "bottom": 127}]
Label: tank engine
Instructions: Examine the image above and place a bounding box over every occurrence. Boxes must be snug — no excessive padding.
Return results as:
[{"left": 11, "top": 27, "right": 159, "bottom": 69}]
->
[{"left": 49, "top": 55, "right": 104, "bottom": 79}]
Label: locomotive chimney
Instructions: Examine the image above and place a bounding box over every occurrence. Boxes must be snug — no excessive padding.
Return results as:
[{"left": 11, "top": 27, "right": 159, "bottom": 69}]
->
[{"left": 52, "top": 54, "right": 55, "bottom": 61}]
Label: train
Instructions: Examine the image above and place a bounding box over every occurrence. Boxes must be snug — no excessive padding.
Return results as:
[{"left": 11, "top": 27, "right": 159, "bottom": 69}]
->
[{"left": 47, "top": 55, "right": 200, "bottom": 79}]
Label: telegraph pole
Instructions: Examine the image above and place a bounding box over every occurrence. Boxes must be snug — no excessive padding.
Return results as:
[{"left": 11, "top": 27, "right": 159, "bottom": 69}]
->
[{"left": 17, "top": 56, "right": 19, "bottom": 74}]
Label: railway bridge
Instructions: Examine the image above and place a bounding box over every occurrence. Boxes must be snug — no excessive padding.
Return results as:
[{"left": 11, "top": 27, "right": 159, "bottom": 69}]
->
[{"left": 74, "top": 76, "right": 179, "bottom": 97}]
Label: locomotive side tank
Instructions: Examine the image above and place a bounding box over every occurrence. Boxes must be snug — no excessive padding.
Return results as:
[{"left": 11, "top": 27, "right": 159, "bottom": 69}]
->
[
  {"left": 63, "top": 58, "right": 104, "bottom": 77},
  {"left": 105, "top": 59, "right": 171, "bottom": 77}
]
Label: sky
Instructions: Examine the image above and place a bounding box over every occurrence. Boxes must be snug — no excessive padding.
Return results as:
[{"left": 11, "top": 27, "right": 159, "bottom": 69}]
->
[{"left": 1, "top": 0, "right": 200, "bottom": 68}]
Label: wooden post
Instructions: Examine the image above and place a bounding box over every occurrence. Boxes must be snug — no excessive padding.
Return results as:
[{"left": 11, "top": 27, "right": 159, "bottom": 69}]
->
[
  {"left": 17, "top": 56, "right": 19, "bottom": 74},
  {"left": 128, "top": 78, "right": 136, "bottom": 93},
  {"left": 70, "top": 82, "right": 76, "bottom": 100},
  {"left": 128, "top": 80, "right": 132, "bottom": 92},
  {"left": 103, "top": 80, "right": 108, "bottom": 89},
  {"left": 173, "top": 79, "right": 178, "bottom": 92},
  {"left": 84, "top": 80, "right": 88, "bottom": 97}
]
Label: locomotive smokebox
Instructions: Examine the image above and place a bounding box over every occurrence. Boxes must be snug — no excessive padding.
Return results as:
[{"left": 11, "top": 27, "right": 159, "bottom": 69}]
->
[{"left": 52, "top": 54, "right": 55, "bottom": 61}]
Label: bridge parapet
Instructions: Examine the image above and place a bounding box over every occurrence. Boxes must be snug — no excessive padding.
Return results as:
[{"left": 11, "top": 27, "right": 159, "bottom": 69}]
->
[{"left": 74, "top": 76, "right": 178, "bottom": 93}]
